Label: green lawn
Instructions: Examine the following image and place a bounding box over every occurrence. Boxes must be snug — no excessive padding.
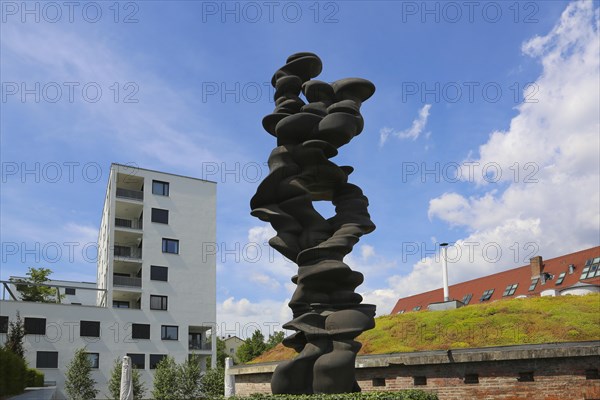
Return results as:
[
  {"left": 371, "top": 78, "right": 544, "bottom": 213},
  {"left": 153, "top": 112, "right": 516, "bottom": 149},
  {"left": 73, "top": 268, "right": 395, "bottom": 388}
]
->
[{"left": 252, "top": 293, "right": 600, "bottom": 363}]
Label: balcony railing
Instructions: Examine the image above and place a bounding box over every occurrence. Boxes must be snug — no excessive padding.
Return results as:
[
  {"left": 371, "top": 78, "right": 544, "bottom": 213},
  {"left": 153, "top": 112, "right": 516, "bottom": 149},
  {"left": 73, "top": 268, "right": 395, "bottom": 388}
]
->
[
  {"left": 114, "top": 245, "right": 142, "bottom": 260},
  {"left": 116, "top": 188, "right": 143, "bottom": 201},
  {"left": 113, "top": 275, "right": 142, "bottom": 288},
  {"left": 115, "top": 218, "right": 143, "bottom": 230},
  {"left": 188, "top": 341, "right": 212, "bottom": 351}
]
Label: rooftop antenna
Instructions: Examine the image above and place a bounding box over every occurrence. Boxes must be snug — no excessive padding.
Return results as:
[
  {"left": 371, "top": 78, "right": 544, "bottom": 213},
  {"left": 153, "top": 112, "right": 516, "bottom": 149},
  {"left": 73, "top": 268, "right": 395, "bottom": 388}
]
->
[{"left": 440, "top": 243, "right": 449, "bottom": 302}]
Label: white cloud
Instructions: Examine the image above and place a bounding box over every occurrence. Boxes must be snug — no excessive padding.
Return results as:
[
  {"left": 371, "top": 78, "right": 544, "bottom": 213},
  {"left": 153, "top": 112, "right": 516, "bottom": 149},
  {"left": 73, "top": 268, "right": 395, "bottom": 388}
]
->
[
  {"left": 217, "top": 297, "right": 292, "bottom": 339},
  {"left": 0, "top": 23, "right": 225, "bottom": 172},
  {"left": 249, "top": 272, "right": 281, "bottom": 290},
  {"left": 361, "top": 244, "right": 375, "bottom": 260},
  {"left": 379, "top": 104, "right": 432, "bottom": 145},
  {"left": 379, "top": 1, "right": 600, "bottom": 302}
]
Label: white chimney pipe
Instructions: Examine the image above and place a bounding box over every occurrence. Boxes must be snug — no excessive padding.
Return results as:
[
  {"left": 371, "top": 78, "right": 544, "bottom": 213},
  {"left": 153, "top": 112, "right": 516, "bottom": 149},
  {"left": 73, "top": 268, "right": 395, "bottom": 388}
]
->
[{"left": 440, "top": 243, "right": 449, "bottom": 302}]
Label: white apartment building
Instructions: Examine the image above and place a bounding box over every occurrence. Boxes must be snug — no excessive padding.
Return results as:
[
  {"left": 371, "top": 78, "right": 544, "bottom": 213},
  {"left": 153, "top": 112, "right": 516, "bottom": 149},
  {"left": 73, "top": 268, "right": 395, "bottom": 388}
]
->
[{"left": 0, "top": 163, "right": 217, "bottom": 399}]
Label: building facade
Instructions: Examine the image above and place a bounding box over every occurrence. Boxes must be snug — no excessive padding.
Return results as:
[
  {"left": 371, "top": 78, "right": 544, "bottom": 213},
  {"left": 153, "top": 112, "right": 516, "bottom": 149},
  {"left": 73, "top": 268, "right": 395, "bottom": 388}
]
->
[
  {"left": 392, "top": 246, "right": 600, "bottom": 314},
  {"left": 0, "top": 164, "right": 217, "bottom": 399}
]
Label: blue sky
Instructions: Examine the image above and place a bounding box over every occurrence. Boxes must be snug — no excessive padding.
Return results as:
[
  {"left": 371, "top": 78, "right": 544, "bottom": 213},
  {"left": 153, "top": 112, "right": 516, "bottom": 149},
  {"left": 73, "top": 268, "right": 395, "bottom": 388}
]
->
[{"left": 1, "top": 1, "right": 599, "bottom": 337}]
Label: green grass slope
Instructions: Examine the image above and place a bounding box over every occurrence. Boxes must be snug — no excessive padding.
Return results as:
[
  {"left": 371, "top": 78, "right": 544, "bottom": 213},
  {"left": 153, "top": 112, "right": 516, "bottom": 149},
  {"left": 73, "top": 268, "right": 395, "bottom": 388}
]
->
[{"left": 252, "top": 293, "right": 600, "bottom": 363}]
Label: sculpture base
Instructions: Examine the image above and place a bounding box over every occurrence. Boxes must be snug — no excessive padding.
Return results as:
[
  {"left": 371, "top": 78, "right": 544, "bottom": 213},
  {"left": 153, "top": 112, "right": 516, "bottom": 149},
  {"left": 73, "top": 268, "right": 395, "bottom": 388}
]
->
[{"left": 271, "top": 304, "right": 375, "bottom": 394}]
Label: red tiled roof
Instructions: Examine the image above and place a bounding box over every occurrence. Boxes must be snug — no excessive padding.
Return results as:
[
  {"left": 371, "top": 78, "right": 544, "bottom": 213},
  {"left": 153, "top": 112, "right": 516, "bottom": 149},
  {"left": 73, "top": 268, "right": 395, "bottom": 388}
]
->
[{"left": 391, "top": 246, "right": 600, "bottom": 314}]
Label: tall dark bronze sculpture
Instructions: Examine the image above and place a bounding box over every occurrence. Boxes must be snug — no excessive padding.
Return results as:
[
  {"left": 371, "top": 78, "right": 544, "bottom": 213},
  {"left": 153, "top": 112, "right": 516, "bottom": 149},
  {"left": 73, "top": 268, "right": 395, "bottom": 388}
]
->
[{"left": 250, "top": 52, "right": 376, "bottom": 394}]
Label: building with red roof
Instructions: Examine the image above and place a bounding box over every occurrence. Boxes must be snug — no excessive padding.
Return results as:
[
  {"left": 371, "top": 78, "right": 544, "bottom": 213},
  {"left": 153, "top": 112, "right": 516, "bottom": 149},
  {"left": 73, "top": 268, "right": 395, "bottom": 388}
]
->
[{"left": 391, "top": 246, "right": 600, "bottom": 314}]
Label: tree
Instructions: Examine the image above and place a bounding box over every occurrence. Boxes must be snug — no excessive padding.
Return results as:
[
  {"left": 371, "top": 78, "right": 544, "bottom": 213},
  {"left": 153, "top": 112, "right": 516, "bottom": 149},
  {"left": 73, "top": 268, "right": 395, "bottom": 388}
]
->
[
  {"left": 266, "top": 331, "right": 285, "bottom": 351},
  {"left": 5, "top": 311, "right": 25, "bottom": 359},
  {"left": 12, "top": 267, "right": 62, "bottom": 303},
  {"left": 151, "top": 356, "right": 178, "bottom": 400},
  {"left": 64, "top": 348, "right": 98, "bottom": 400},
  {"left": 200, "top": 367, "right": 224, "bottom": 397},
  {"left": 176, "top": 358, "right": 202, "bottom": 399},
  {"left": 107, "top": 358, "right": 146, "bottom": 400},
  {"left": 236, "top": 330, "right": 267, "bottom": 363}
]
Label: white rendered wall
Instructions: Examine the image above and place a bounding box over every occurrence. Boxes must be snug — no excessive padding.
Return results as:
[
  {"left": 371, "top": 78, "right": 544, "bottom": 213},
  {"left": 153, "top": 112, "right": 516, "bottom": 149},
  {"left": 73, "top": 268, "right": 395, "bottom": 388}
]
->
[{"left": 1, "top": 164, "right": 217, "bottom": 399}]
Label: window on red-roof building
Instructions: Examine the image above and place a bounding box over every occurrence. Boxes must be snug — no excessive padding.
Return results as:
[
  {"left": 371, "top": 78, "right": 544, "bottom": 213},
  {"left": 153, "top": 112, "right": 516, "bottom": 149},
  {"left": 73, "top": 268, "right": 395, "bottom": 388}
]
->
[
  {"left": 462, "top": 293, "right": 473, "bottom": 305},
  {"left": 480, "top": 289, "right": 494, "bottom": 301},
  {"left": 528, "top": 278, "right": 539, "bottom": 291},
  {"left": 503, "top": 284, "right": 518, "bottom": 296}
]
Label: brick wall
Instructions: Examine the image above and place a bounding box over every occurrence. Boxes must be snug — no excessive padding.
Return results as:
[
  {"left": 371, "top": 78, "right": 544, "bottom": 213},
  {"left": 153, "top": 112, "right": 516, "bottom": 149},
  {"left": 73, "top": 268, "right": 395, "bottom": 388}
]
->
[{"left": 233, "top": 354, "right": 600, "bottom": 399}]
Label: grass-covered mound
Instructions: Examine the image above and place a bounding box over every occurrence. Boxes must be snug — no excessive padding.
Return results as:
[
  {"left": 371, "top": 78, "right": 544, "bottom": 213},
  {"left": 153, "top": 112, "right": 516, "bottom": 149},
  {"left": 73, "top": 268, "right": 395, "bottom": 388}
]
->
[{"left": 252, "top": 293, "right": 600, "bottom": 363}]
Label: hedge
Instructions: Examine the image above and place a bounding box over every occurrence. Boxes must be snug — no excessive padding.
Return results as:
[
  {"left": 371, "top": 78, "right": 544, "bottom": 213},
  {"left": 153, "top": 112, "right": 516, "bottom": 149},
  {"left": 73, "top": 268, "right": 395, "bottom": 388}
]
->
[
  {"left": 25, "top": 368, "right": 45, "bottom": 387},
  {"left": 0, "top": 347, "right": 27, "bottom": 396},
  {"left": 200, "top": 391, "right": 438, "bottom": 400}
]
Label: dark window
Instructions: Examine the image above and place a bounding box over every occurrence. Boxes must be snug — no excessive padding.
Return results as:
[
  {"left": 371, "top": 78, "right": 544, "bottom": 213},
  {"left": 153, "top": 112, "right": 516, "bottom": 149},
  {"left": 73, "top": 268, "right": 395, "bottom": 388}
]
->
[
  {"left": 503, "top": 284, "right": 518, "bottom": 297},
  {"left": 462, "top": 293, "right": 472, "bottom": 305},
  {"left": 127, "top": 353, "right": 145, "bottom": 369},
  {"left": 412, "top": 305, "right": 421, "bottom": 311},
  {"left": 480, "top": 289, "right": 494, "bottom": 302},
  {"left": 464, "top": 374, "right": 479, "bottom": 384},
  {"left": 555, "top": 272, "right": 566, "bottom": 285},
  {"left": 413, "top": 376, "right": 427, "bottom": 386},
  {"left": 150, "top": 295, "right": 168, "bottom": 310},
  {"left": 528, "top": 278, "right": 539, "bottom": 291},
  {"left": 151, "top": 208, "right": 169, "bottom": 224},
  {"left": 80, "top": 321, "right": 100, "bottom": 337},
  {"left": 585, "top": 369, "right": 599, "bottom": 380},
  {"left": 588, "top": 264, "right": 599, "bottom": 279},
  {"left": 65, "top": 287, "right": 76, "bottom": 295},
  {"left": 372, "top": 378, "right": 386, "bottom": 387},
  {"left": 517, "top": 371, "right": 534, "bottom": 382},
  {"left": 189, "top": 332, "right": 203, "bottom": 349},
  {"left": 71, "top": 303, "right": 82, "bottom": 305},
  {"left": 150, "top": 354, "right": 166, "bottom": 369},
  {"left": 0, "top": 316, "right": 8, "bottom": 333},
  {"left": 132, "top": 324, "right": 150, "bottom": 339},
  {"left": 152, "top": 180, "right": 169, "bottom": 196},
  {"left": 162, "top": 238, "right": 179, "bottom": 254},
  {"left": 86, "top": 353, "right": 99, "bottom": 369},
  {"left": 580, "top": 266, "right": 590, "bottom": 279},
  {"left": 113, "top": 301, "right": 129, "bottom": 308},
  {"left": 161, "top": 325, "right": 178, "bottom": 340},
  {"left": 36, "top": 351, "right": 58, "bottom": 368},
  {"left": 24, "top": 317, "right": 46, "bottom": 335},
  {"left": 151, "top": 266, "right": 168, "bottom": 282}
]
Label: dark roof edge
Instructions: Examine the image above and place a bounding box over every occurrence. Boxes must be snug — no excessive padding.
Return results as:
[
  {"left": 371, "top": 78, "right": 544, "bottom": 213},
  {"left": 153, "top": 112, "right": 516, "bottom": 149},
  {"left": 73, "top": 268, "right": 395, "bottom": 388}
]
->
[{"left": 111, "top": 163, "right": 217, "bottom": 184}]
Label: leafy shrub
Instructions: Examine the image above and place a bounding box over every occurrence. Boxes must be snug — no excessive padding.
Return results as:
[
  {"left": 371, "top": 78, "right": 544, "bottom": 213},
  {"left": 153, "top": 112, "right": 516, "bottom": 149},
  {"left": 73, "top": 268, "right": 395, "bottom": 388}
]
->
[
  {"left": 25, "top": 368, "right": 45, "bottom": 387},
  {"left": 151, "top": 356, "right": 178, "bottom": 400},
  {"left": 200, "top": 367, "right": 225, "bottom": 397},
  {"left": 0, "top": 347, "right": 27, "bottom": 396},
  {"left": 199, "top": 391, "right": 438, "bottom": 400},
  {"left": 177, "top": 358, "right": 203, "bottom": 399},
  {"left": 64, "top": 347, "right": 99, "bottom": 400}
]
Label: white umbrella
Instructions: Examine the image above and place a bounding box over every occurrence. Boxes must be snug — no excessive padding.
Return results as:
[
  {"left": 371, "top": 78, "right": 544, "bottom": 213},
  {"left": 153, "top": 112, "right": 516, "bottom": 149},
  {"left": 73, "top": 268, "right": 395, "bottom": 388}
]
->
[
  {"left": 224, "top": 357, "right": 235, "bottom": 397},
  {"left": 120, "top": 356, "right": 134, "bottom": 400}
]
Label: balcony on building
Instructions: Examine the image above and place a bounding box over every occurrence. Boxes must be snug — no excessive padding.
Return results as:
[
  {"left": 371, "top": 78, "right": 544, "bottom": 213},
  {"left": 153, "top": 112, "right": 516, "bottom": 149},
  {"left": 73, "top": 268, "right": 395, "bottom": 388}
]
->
[
  {"left": 112, "top": 291, "right": 142, "bottom": 310},
  {"left": 188, "top": 326, "right": 213, "bottom": 351},
  {"left": 114, "top": 199, "right": 143, "bottom": 231},
  {"left": 112, "top": 256, "right": 142, "bottom": 290},
  {"left": 115, "top": 172, "right": 144, "bottom": 202},
  {"left": 113, "top": 274, "right": 142, "bottom": 289},
  {"left": 114, "top": 241, "right": 142, "bottom": 262}
]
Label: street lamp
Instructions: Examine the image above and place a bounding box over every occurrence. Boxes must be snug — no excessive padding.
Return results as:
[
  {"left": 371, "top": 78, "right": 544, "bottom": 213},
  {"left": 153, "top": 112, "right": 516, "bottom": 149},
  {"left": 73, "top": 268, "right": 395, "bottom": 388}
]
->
[{"left": 440, "top": 242, "right": 449, "bottom": 302}]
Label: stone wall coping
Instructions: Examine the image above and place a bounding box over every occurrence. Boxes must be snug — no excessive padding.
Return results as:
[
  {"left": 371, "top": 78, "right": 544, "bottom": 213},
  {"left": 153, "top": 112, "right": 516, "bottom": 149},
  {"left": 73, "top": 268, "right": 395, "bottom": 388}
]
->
[{"left": 228, "top": 341, "right": 600, "bottom": 375}]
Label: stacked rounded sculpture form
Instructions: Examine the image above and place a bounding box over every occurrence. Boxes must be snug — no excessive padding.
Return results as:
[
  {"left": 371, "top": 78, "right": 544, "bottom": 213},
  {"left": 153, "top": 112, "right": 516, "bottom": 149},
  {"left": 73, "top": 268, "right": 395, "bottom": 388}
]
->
[{"left": 250, "top": 52, "right": 376, "bottom": 394}]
